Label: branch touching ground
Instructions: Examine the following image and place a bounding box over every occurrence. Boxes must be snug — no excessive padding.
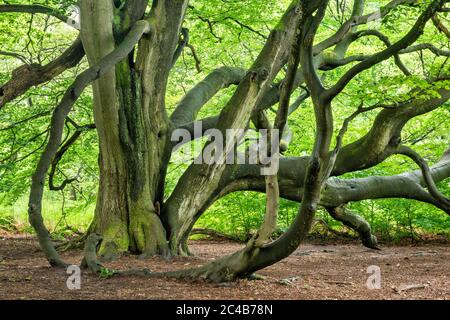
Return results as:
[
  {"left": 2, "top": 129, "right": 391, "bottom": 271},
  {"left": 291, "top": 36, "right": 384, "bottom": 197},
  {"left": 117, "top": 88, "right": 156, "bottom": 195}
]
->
[
  {"left": 326, "top": 206, "right": 379, "bottom": 250},
  {"left": 312, "top": 218, "right": 356, "bottom": 239},
  {"left": 84, "top": 233, "right": 103, "bottom": 274},
  {"left": 190, "top": 228, "right": 245, "bottom": 242}
]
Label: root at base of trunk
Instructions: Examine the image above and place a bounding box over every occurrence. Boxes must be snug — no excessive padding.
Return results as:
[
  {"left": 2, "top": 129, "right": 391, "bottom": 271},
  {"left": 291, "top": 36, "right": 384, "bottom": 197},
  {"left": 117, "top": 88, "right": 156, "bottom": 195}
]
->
[
  {"left": 129, "top": 210, "right": 170, "bottom": 259},
  {"left": 90, "top": 210, "right": 170, "bottom": 261}
]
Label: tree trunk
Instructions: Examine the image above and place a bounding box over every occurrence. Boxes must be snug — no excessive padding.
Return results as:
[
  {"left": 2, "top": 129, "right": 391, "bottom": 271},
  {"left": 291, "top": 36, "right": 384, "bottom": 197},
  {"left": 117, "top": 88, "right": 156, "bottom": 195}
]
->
[{"left": 79, "top": 0, "right": 187, "bottom": 259}]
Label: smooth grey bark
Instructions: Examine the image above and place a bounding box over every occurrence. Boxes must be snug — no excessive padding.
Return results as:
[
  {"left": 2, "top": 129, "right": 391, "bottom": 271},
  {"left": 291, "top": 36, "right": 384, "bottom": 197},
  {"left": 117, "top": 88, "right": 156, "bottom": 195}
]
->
[
  {"left": 326, "top": 206, "right": 379, "bottom": 249},
  {"left": 170, "top": 67, "right": 246, "bottom": 126},
  {"left": 395, "top": 145, "right": 450, "bottom": 213}
]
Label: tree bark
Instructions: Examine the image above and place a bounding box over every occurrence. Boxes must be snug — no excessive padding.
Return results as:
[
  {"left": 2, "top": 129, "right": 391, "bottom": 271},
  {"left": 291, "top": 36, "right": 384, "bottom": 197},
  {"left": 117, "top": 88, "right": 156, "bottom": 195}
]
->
[{"left": 80, "top": 0, "right": 188, "bottom": 259}]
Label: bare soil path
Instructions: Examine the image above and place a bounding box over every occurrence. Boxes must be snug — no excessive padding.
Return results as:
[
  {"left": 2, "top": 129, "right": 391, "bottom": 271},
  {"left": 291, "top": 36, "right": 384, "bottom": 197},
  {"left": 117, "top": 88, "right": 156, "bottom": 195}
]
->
[{"left": 0, "top": 235, "right": 448, "bottom": 300}]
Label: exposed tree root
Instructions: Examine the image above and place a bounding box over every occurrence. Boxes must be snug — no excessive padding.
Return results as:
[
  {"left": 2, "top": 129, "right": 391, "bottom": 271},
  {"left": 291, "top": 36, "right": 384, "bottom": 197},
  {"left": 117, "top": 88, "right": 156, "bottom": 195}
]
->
[
  {"left": 84, "top": 233, "right": 103, "bottom": 273},
  {"left": 83, "top": 232, "right": 258, "bottom": 283}
]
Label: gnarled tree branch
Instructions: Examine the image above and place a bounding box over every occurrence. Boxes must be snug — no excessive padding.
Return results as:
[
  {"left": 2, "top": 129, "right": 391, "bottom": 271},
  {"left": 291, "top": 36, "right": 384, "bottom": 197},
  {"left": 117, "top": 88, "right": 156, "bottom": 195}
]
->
[{"left": 0, "top": 37, "right": 85, "bottom": 109}]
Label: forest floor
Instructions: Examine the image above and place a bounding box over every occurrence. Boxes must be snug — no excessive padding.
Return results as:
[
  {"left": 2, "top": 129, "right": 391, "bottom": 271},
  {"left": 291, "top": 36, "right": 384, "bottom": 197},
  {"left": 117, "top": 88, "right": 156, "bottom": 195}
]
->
[{"left": 0, "top": 233, "right": 448, "bottom": 300}]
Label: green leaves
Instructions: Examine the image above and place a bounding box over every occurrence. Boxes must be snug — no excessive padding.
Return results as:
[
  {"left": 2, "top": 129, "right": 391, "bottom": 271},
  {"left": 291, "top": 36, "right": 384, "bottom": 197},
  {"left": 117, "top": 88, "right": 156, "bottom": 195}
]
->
[{"left": 99, "top": 267, "right": 115, "bottom": 279}]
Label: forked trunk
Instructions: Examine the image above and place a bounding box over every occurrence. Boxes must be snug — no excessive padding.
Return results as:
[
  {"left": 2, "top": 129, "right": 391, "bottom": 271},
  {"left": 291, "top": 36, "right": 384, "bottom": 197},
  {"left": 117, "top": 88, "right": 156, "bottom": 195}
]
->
[{"left": 79, "top": 0, "right": 187, "bottom": 259}]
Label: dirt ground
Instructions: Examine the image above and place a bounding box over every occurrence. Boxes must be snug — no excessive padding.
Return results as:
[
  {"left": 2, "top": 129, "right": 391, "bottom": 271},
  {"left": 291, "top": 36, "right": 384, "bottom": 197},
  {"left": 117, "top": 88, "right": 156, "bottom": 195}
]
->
[{"left": 0, "top": 234, "right": 448, "bottom": 300}]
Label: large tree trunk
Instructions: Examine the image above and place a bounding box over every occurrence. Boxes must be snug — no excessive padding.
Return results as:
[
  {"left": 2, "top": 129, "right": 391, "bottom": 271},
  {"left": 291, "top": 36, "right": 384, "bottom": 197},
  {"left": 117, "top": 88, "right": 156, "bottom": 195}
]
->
[{"left": 79, "top": 0, "right": 187, "bottom": 259}]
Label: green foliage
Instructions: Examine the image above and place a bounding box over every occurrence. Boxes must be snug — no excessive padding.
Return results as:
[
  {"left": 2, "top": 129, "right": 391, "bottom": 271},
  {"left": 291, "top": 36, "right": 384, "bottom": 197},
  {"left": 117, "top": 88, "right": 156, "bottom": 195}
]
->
[
  {"left": 99, "top": 267, "right": 115, "bottom": 279},
  {"left": 0, "top": 194, "right": 94, "bottom": 236}
]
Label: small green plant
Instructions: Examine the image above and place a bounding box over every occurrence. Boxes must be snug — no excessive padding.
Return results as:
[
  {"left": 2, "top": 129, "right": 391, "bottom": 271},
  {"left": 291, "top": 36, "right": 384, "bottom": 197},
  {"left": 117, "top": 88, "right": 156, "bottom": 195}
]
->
[{"left": 99, "top": 267, "right": 115, "bottom": 279}]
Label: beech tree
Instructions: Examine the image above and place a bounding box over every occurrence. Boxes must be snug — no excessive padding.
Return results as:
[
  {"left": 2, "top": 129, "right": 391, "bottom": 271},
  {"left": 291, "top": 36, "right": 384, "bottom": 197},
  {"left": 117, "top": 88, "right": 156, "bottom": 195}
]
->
[{"left": 0, "top": 0, "right": 449, "bottom": 282}]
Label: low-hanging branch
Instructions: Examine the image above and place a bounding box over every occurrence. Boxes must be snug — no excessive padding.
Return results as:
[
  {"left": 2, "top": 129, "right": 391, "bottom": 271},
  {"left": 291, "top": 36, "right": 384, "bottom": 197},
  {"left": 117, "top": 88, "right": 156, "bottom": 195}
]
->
[
  {"left": 326, "top": 206, "right": 379, "bottom": 249},
  {"left": 323, "top": 0, "right": 445, "bottom": 103},
  {"left": 0, "top": 37, "right": 85, "bottom": 109}
]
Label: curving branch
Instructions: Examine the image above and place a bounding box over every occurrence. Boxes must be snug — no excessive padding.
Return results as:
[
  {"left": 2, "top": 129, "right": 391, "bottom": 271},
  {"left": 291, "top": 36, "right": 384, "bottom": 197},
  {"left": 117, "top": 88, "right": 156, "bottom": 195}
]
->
[
  {"left": 0, "top": 50, "right": 28, "bottom": 64},
  {"left": 171, "top": 27, "right": 190, "bottom": 68},
  {"left": 0, "top": 37, "right": 85, "bottom": 109},
  {"left": 321, "top": 103, "right": 378, "bottom": 184},
  {"left": 186, "top": 43, "right": 202, "bottom": 72},
  {"left": 319, "top": 147, "right": 450, "bottom": 214},
  {"left": 320, "top": 42, "right": 450, "bottom": 70},
  {"left": 313, "top": 0, "right": 418, "bottom": 54},
  {"left": 170, "top": 66, "right": 246, "bottom": 126},
  {"left": 222, "top": 17, "right": 267, "bottom": 40},
  {"left": 353, "top": 29, "right": 411, "bottom": 76},
  {"left": 326, "top": 206, "right": 379, "bottom": 249},
  {"left": 254, "top": 22, "right": 302, "bottom": 247},
  {"left": 432, "top": 14, "right": 450, "bottom": 39},
  {"left": 49, "top": 122, "right": 95, "bottom": 191}
]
